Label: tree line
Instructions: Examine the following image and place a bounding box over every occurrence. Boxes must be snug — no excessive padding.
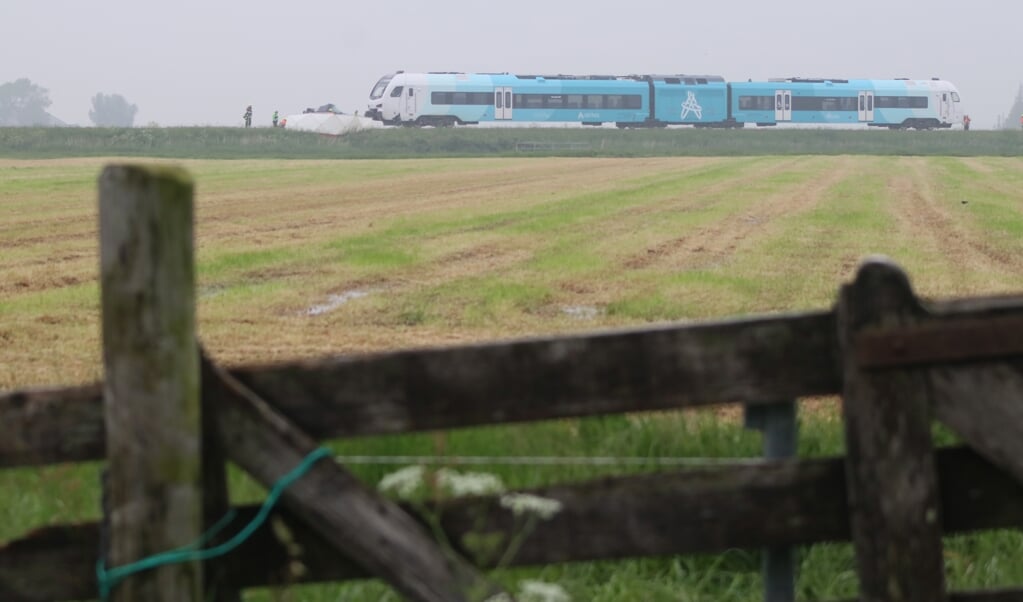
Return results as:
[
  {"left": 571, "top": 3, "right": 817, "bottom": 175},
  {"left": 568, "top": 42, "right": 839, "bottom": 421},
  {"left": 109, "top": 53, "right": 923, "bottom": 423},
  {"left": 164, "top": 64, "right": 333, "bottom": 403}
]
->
[
  {"left": 0, "top": 78, "right": 138, "bottom": 127},
  {"left": 996, "top": 84, "right": 1023, "bottom": 130}
]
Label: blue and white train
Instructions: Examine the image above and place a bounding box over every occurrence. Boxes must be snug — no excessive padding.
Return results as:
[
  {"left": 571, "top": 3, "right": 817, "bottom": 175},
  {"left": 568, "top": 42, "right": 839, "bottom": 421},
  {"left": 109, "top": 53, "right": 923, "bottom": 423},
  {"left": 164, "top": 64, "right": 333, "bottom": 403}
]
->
[{"left": 364, "top": 71, "right": 963, "bottom": 130}]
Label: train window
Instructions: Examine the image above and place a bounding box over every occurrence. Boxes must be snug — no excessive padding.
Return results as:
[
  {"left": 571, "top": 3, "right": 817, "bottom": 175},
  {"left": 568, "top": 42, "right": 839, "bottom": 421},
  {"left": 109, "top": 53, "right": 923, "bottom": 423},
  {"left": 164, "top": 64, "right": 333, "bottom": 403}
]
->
[
  {"left": 408, "top": 89, "right": 414, "bottom": 97},
  {"left": 523, "top": 95, "right": 544, "bottom": 108},
  {"left": 942, "top": 93, "right": 948, "bottom": 102},
  {"left": 370, "top": 75, "right": 394, "bottom": 100},
  {"left": 565, "top": 95, "right": 584, "bottom": 108},
  {"left": 739, "top": 96, "right": 773, "bottom": 110},
  {"left": 585, "top": 95, "right": 603, "bottom": 109},
  {"left": 665, "top": 78, "right": 681, "bottom": 84},
  {"left": 859, "top": 96, "right": 865, "bottom": 111},
  {"left": 875, "top": 96, "right": 928, "bottom": 109},
  {"left": 951, "top": 91, "right": 960, "bottom": 102},
  {"left": 867, "top": 96, "right": 873, "bottom": 111},
  {"left": 505, "top": 91, "right": 512, "bottom": 108},
  {"left": 390, "top": 86, "right": 404, "bottom": 98},
  {"left": 547, "top": 95, "right": 564, "bottom": 108},
  {"left": 792, "top": 96, "right": 857, "bottom": 111},
  {"left": 432, "top": 92, "right": 491, "bottom": 105},
  {"left": 496, "top": 92, "right": 503, "bottom": 109}
]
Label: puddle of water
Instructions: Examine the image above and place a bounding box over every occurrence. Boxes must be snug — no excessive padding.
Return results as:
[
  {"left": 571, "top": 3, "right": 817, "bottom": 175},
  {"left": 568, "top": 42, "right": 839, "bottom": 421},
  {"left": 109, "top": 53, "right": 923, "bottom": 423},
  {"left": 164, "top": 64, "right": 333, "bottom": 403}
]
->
[
  {"left": 562, "top": 305, "right": 600, "bottom": 319},
  {"left": 306, "top": 290, "right": 369, "bottom": 316}
]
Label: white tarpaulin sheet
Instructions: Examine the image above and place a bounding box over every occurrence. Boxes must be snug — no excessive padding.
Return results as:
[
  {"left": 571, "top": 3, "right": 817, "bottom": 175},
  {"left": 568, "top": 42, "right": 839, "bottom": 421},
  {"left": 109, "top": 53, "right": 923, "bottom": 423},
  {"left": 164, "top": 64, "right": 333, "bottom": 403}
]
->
[{"left": 282, "top": 113, "right": 383, "bottom": 135}]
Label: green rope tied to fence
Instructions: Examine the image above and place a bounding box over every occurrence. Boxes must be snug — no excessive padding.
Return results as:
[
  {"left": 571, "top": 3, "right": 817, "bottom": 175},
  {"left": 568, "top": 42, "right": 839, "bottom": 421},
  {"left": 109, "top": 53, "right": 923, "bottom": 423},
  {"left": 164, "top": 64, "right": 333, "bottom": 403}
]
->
[{"left": 96, "top": 447, "right": 331, "bottom": 600}]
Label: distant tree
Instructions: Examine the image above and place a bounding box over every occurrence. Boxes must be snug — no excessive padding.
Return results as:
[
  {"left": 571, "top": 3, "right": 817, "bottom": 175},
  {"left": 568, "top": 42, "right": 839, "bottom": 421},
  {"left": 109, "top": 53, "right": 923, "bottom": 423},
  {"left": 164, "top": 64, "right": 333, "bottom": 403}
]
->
[
  {"left": 1000, "top": 84, "right": 1023, "bottom": 130},
  {"left": 0, "top": 78, "right": 53, "bottom": 126},
  {"left": 89, "top": 93, "right": 138, "bottom": 127}
]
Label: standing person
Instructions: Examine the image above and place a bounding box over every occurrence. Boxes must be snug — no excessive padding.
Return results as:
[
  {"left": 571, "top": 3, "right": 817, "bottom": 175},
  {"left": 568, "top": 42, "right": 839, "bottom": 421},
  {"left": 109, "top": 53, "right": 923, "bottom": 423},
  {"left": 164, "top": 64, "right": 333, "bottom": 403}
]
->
[
  {"left": 243, "top": 105, "right": 253, "bottom": 128},
  {"left": 962, "top": 114, "right": 971, "bottom": 131},
  {"left": 272, "top": 110, "right": 279, "bottom": 127},
  {"left": 1019, "top": 114, "right": 1023, "bottom": 130}
]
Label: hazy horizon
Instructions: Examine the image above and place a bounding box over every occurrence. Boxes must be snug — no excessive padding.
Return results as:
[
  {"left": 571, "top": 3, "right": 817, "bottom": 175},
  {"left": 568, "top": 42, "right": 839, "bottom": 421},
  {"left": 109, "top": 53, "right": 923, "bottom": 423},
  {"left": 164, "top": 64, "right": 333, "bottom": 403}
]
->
[{"left": 3, "top": 0, "right": 1019, "bottom": 129}]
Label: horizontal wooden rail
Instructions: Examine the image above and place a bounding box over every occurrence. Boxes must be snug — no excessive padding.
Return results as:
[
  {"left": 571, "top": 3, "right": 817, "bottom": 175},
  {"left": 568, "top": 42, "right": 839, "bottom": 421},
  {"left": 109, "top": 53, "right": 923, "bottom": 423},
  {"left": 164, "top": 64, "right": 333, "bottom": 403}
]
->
[
  {"left": 0, "top": 311, "right": 841, "bottom": 468},
  {"left": 4, "top": 290, "right": 1023, "bottom": 471},
  {"left": 2, "top": 447, "right": 1020, "bottom": 601}
]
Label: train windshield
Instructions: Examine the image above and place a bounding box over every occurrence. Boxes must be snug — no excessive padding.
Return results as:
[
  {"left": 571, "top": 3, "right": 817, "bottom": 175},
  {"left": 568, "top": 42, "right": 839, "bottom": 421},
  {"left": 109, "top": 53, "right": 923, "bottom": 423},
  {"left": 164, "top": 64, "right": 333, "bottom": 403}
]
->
[
  {"left": 951, "top": 91, "right": 960, "bottom": 102},
  {"left": 370, "top": 74, "right": 395, "bottom": 100}
]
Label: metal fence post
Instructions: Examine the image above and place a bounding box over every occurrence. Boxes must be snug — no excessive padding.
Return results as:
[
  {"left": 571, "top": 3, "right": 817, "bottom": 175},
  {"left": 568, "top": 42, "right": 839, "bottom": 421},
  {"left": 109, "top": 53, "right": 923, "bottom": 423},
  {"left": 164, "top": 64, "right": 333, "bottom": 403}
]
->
[{"left": 744, "top": 399, "right": 798, "bottom": 602}]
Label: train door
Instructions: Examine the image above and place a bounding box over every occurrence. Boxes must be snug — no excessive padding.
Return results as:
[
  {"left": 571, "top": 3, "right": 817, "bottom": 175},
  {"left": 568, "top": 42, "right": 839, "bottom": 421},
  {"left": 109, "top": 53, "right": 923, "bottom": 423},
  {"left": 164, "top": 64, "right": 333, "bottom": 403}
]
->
[
  {"left": 404, "top": 88, "right": 418, "bottom": 121},
  {"left": 938, "top": 92, "right": 951, "bottom": 124},
  {"left": 495, "top": 87, "right": 513, "bottom": 120},
  {"left": 774, "top": 90, "right": 791, "bottom": 122},
  {"left": 858, "top": 91, "right": 874, "bottom": 122}
]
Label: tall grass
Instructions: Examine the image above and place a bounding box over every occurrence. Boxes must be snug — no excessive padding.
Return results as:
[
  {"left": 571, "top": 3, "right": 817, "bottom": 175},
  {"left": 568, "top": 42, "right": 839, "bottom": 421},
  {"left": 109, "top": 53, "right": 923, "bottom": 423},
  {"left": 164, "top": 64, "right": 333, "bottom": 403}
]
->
[{"left": 2, "top": 126, "right": 1022, "bottom": 159}]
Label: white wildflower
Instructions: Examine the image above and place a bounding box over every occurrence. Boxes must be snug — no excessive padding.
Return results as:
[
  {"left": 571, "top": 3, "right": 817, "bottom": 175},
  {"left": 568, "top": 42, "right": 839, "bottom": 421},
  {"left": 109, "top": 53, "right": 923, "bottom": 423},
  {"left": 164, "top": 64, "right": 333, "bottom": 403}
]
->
[
  {"left": 519, "top": 580, "right": 571, "bottom": 602},
  {"left": 499, "top": 493, "right": 563, "bottom": 520},
  {"left": 483, "top": 593, "right": 515, "bottom": 602},
  {"left": 436, "top": 468, "right": 506, "bottom": 497},
  {"left": 377, "top": 465, "right": 425, "bottom": 498}
]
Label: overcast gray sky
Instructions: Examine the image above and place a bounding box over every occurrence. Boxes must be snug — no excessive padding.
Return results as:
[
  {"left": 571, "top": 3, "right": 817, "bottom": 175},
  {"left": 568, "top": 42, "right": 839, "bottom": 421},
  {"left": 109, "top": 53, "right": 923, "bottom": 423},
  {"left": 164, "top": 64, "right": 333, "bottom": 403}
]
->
[{"left": 2, "top": 0, "right": 1018, "bottom": 129}]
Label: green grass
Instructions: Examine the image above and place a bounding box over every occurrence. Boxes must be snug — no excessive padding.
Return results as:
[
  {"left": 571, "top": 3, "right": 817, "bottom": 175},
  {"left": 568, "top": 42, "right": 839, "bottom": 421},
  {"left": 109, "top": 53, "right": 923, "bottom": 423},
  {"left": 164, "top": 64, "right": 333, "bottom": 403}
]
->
[
  {"left": 3, "top": 126, "right": 1023, "bottom": 159},
  {"left": 3, "top": 155, "right": 1023, "bottom": 600}
]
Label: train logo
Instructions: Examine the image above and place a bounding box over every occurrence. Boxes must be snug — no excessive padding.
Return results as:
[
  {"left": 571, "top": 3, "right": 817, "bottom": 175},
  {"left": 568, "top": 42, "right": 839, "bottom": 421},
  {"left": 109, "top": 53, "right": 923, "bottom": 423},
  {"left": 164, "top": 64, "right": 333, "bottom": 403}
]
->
[{"left": 680, "top": 92, "right": 703, "bottom": 120}]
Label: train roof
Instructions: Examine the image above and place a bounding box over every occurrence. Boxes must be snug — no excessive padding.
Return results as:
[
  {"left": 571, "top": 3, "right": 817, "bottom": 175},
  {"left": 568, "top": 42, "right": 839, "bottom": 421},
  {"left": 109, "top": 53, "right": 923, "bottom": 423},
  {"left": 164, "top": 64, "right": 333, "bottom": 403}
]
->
[
  {"left": 422, "top": 71, "right": 725, "bottom": 83},
  {"left": 765, "top": 76, "right": 951, "bottom": 84}
]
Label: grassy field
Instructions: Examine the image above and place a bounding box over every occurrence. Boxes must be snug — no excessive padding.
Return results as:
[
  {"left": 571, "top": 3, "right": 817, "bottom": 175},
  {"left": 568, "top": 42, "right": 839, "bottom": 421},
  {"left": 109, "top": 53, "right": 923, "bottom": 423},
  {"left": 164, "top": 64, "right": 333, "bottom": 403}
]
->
[
  {"left": 2, "top": 156, "right": 1023, "bottom": 600},
  {"left": 3, "top": 126, "right": 1023, "bottom": 159}
]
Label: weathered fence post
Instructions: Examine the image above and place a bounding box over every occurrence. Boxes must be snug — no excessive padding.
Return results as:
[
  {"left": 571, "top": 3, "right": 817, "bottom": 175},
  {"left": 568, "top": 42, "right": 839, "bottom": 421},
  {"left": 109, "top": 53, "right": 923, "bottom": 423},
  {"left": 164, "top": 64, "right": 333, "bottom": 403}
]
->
[
  {"left": 837, "top": 258, "right": 946, "bottom": 602},
  {"left": 744, "top": 399, "right": 797, "bottom": 602},
  {"left": 99, "top": 165, "right": 202, "bottom": 601}
]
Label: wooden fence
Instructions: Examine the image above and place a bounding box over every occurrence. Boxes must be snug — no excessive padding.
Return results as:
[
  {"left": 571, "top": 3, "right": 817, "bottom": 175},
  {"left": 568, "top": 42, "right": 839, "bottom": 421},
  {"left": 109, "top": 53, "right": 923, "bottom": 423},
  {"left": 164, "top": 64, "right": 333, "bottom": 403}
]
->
[{"left": 2, "top": 165, "right": 1023, "bottom": 602}]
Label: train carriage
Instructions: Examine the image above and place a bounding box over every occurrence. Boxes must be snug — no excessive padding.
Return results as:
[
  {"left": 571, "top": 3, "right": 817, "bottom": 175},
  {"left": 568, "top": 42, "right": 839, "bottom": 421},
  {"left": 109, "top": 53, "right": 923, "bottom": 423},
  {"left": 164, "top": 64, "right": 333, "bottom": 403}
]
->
[
  {"left": 728, "top": 77, "right": 961, "bottom": 129},
  {"left": 367, "top": 71, "right": 654, "bottom": 127},
  {"left": 644, "top": 76, "right": 729, "bottom": 127}
]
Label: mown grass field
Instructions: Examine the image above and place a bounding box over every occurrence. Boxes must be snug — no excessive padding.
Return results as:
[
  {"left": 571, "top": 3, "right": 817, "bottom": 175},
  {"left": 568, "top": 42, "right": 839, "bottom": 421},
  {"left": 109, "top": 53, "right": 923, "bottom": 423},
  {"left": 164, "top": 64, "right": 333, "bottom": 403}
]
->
[{"left": 2, "top": 155, "right": 1023, "bottom": 600}]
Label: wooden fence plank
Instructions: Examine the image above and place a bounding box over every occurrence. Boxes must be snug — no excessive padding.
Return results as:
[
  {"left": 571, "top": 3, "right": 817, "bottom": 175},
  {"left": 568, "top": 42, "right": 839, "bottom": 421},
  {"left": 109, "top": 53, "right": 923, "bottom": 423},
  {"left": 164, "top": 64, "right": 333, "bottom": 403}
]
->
[
  {"left": 855, "top": 314, "right": 1023, "bottom": 369},
  {"left": 838, "top": 259, "right": 947, "bottom": 602},
  {"left": 2, "top": 447, "right": 1020, "bottom": 601},
  {"left": 9, "top": 288, "right": 1023, "bottom": 470},
  {"left": 202, "top": 352, "right": 505, "bottom": 602},
  {"left": 927, "top": 361, "right": 1023, "bottom": 485},
  {"left": 0, "top": 311, "right": 840, "bottom": 468},
  {"left": 98, "top": 165, "right": 203, "bottom": 602},
  {"left": 4, "top": 291, "right": 1021, "bottom": 473},
  {"left": 0, "top": 384, "right": 104, "bottom": 467},
  {"left": 232, "top": 310, "right": 840, "bottom": 436},
  {"left": 201, "top": 390, "right": 241, "bottom": 602}
]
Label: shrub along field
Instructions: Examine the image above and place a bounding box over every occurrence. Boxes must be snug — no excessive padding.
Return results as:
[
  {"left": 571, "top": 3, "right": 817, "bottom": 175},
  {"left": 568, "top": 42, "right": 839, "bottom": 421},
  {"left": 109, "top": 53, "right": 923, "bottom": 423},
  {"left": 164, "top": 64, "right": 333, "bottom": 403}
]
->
[{"left": 2, "top": 155, "right": 1022, "bottom": 600}]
